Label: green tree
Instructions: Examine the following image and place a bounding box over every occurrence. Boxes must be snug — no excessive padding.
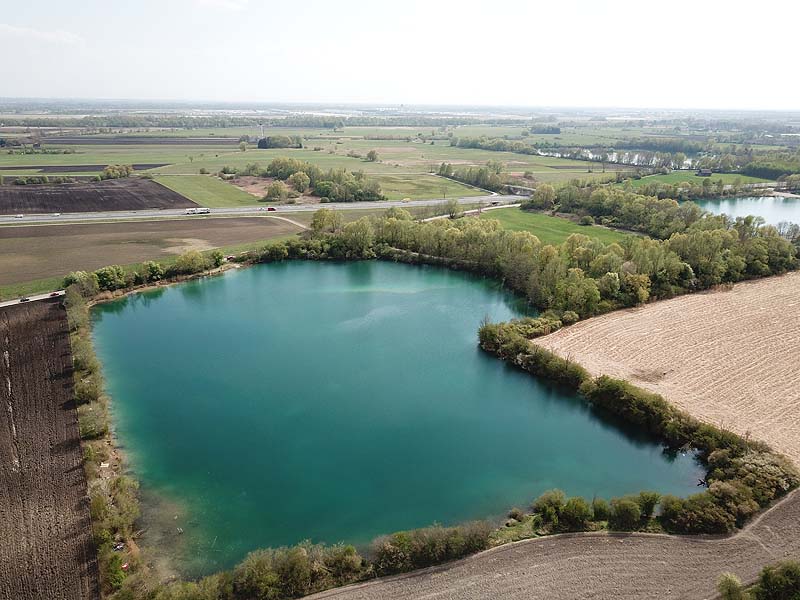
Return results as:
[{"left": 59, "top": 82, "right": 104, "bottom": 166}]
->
[
  {"left": 717, "top": 573, "right": 746, "bottom": 600},
  {"left": 366, "top": 149, "right": 379, "bottom": 162},
  {"left": 446, "top": 198, "right": 461, "bottom": 219},
  {"left": 533, "top": 184, "right": 557, "bottom": 210},
  {"left": 608, "top": 498, "right": 641, "bottom": 531},
  {"left": 288, "top": 171, "right": 311, "bottom": 193},
  {"left": 265, "top": 181, "right": 288, "bottom": 201},
  {"left": 560, "top": 497, "right": 592, "bottom": 531}
]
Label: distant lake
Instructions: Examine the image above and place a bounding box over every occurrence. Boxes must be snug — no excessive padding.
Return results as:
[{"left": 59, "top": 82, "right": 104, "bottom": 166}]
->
[
  {"left": 92, "top": 261, "right": 703, "bottom": 576},
  {"left": 693, "top": 196, "right": 800, "bottom": 225}
]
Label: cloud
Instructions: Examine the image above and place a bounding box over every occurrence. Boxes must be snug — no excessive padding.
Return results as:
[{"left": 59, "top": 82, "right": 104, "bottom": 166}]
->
[
  {"left": 0, "top": 23, "right": 83, "bottom": 44},
  {"left": 193, "top": 0, "right": 250, "bottom": 10}
]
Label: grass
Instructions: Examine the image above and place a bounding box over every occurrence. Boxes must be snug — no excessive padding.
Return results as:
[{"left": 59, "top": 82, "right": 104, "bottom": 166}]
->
[
  {"left": 372, "top": 174, "right": 485, "bottom": 200},
  {"left": 154, "top": 175, "right": 260, "bottom": 207},
  {"left": 625, "top": 172, "right": 771, "bottom": 187},
  {"left": 479, "top": 207, "right": 629, "bottom": 245}
]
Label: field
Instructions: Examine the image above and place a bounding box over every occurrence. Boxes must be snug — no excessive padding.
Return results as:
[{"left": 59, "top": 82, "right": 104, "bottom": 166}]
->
[
  {"left": 154, "top": 175, "right": 260, "bottom": 207},
  {"left": 0, "top": 178, "right": 196, "bottom": 214},
  {"left": 371, "top": 174, "right": 483, "bottom": 200},
  {"left": 479, "top": 207, "right": 629, "bottom": 245},
  {"left": 626, "top": 172, "right": 771, "bottom": 188},
  {"left": 0, "top": 217, "right": 302, "bottom": 290},
  {"left": 535, "top": 272, "right": 800, "bottom": 465},
  {"left": 0, "top": 300, "right": 99, "bottom": 600},
  {"left": 306, "top": 488, "right": 800, "bottom": 600}
]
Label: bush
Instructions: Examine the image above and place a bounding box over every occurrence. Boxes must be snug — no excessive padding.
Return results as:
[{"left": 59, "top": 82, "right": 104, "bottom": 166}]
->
[
  {"left": 608, "top": 498, "right": 641, "bottom": 531},
  {"left": 171, "top": 250, "right": 209, "bottom": 275},
  {"left": 532, "top": 489, "right": 565, "bottom": 525},
  {"left": 561, "top": 310, "right": 579, "bottom": 325},
  {"left": 579, "top": 215, "right": 594, "bottom": 226},
  {"left": 560, "top": 497, "right": 592, "bottom": 531},
  {"left": 372, "top": 522, "right": 491, "bottom": 576},
  {"left": 637, "top": 491, "right": 661, "bottom": 519},
  {"left": 591, "top": 497, "right": 610, "bottom": 521},
  {"left": 753, "top": 560, "right": 800, "bottom": 599},
  {"left": 265, "top": 180, "right": 288, "bottom": 201}
]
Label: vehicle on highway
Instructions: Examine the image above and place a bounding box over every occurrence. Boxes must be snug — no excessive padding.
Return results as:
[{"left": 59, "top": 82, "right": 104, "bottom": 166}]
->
[
  {"left": 267, "top": 207, "right": 276, "bottom": 212},
  {"left": 185, "top": 207, "right": 211, "bottom": 215},
  {"left": 14, "top": 214, "right": 23, "bottom": 218},
  {"left": 53, "top": 213, "right": 61, "bottom": 216},
  {"left": 20, "top": 297, "right": 30, "bottom": 302},
  {"left": 49, "top": 292, "right": 61, "bottom": 297}
]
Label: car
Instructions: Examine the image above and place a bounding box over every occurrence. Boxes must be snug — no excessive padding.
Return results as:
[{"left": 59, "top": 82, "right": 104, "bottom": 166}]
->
[
  {"left": 14, "top": 214, "right": 23, "bottom": 219},
  {"left": 49, "top": 292, "right": 61, "bottom": 297},
  {"left": 52, "top": 212, "right": 61, "bottom": 217},
  {"left": 257, "top": 207, "right": 266, "bottom": 211},
  {"left": 267, "top": 207, "right": 277, "bottom": 212},
  {"left": 19, "top": 297, "right": 30, "bottom": 302}
]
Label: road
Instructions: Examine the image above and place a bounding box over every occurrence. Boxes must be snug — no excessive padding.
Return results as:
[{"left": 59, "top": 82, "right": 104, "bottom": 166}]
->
[
  {"left": 0, "top": 195, "right": 520, "bottom": 226},
  {"left": 306, "top": 490, "right": 800, "bottom": 600},
  {"left": 0, "top": 290, "right": 64, "bottom": 308}
]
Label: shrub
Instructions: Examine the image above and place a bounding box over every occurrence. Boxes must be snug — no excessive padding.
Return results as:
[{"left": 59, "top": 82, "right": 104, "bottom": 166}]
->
[
  {"left": 508, "top": 507, "right": 526, "bottom": 521},
  {"left": 637, "top": 491, "right": 661, "bottom": 519},
  {"left": 717, "top": 573, "right": 746, "bottom": 600},
  {"left": 171, "top": 250, "right": 209, "bottom": 275},
  {"left": 608, "top": 498, "right": 641, "bottom": 531},
  {"left": 561, "top": 310, "right": 579, "bottom": 325},
  {"left": 591, "top": 497, "right": 610, "bottom": 521},
  {"left": 579, "top": 215, "right": 594, "bottom": 226},
  {"left": 532, "top": 489, "right": 565, "bottom": 525},
  {"left": 94, "top": 265, "right": 127, "bottom": 291},
  {"left": 287, "top": 171, "right": 310, "bottom": 193},
  {"left": 560, "top": 497, "right": 592, "bottom": 531},
  {"left": 265, "top": 180, "right": 288, "bottom": 201},
  {"left": 753, "top": 560, "right": 800, "bottom": 600}
]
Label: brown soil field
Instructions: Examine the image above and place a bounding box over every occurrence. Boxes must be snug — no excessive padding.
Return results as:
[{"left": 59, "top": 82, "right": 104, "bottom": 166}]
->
[
  {"left": 0, "top": 178, "right": 196, "bottom": 214},
  {"left": 40, "top": 136, "right": 238, "bottom": 145},
  {"left": 307, "top": 489, "right": 800, "bottom": 600},
  {"left": 535, "top": 272, "right": 800, "bottom": 466},
  {"left": 0, "top": 217, "right": 302, "bottom": 285},
  {"left": 0, "top": 300, "right": 99, "bottom": 599}
]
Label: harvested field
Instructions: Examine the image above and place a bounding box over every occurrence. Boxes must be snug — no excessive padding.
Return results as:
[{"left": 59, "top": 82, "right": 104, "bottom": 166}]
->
[
  {"left": 0, "top": 300, "right": 99, "bottom": 600},
  {"left": 0, "top": 217, "right": 302, "bottom": 285},
  {"left": 535, "top": 272, "right": 800, "bottom": 465},
  {"left": 0, "top": 178, "right": 197, "bottom": 214},
  {"left": 307, "top": 489, "right": 800, "bottom": 600}
]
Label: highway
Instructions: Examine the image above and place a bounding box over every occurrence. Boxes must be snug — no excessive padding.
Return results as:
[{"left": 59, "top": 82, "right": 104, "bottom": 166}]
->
[
  {"left": 0, "top": 290, "right": 64, "bottom": 308},
  {"left": 0, "top": 195, "right": 520, "bottom": 225}
]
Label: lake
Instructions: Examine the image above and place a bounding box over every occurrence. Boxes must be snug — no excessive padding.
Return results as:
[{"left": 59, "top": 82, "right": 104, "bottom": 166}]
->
[
  {"left": 693, "top": 195, "right": 800, "bottom": 225},
  {"left": 92, "top": 261, "right": 703, "bottom": 576}
]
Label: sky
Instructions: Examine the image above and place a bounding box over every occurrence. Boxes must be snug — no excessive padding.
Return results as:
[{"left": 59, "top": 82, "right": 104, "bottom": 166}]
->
[{"left": 1, "top": 0, "right": 798, "bottom": 111}]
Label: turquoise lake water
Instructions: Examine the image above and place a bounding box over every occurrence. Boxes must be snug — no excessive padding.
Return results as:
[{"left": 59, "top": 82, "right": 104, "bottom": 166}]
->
[
  {"left": 693, "top": 196, "right": 800, "bottom": 225},
  {"left": 91, "top": 261, "right": 703, "bottom": 576}
]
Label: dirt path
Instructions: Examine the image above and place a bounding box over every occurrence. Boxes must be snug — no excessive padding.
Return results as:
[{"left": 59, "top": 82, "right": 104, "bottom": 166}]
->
[
  {"left": 307, "top": 490, "right": 800, "bottom": 600},
  {"left": 0, "top": 300, "right": 99, "bottom": 600}
]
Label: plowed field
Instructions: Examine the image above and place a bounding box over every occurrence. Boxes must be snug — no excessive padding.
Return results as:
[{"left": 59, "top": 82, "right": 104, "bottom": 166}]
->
[
  {"left": 0, "top": 178, "right": 196, "bottom": 214},
  {"left": 0, "top": 300, "right": 99, "bottom": 600},
  {"left": 535, "top": 272, "right": 800, "bottom": 465}
]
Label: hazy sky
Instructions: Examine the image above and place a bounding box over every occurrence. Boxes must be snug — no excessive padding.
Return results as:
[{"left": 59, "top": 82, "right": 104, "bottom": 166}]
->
[{"left": 1, "top": 0, "right": 798, "bottom": 110}]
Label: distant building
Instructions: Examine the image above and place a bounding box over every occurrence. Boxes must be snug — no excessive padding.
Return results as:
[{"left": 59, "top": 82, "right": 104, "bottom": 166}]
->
[{"left": 697, "top": 168, "right": 713, "bottom": 177}]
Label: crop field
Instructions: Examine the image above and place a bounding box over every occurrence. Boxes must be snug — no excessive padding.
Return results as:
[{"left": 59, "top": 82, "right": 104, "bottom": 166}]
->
[
  {"left": 154, "top": 175, "right": 260, "bottom": 207},
  {"left": 625, "top": 172, "right": 771, "bottom": 187},
  {"left": 0, "top": 178, "right": 197, "bottom": 214},
  {"left": 0, "top": 132, "right": 629, "bottom": 187},
  {"left": 535, "top": 272, "right": 800, "bottom": 465},
  {"left": 479, "top": 207, "right": 629, "bottom": 245},
  {"left": 0, "top": 217, "right": 302, "bottom": 289},
  {"left": 371, "top": 174, "right": 483, "bottom": 200},
  {"left": 0, "top": 300, "right": 99, "bottom": 600}
]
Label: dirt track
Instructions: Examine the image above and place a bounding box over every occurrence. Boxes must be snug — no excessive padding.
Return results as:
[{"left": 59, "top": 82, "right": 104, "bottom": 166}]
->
[
  {"left": 535, "top": 272, "right": 800, "bottom": 466},
  {"left": 0, "top": 300, "right": 99, "bottom": 600},
  {"left": 307, "top": 489, "right": 800, "bottom": 600},
  {"left": 0, "top": 177, "right": 196, "bottom": 214}
]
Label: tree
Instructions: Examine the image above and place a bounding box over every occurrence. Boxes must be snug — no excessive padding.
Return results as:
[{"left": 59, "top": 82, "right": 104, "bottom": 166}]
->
[
  {"left": 608, "top": 498, "right": 641, "bottom": 531},
  {"left": 94, "top": 265, "right": 126, "bottom": 291},
  {"left": 446, "top": 198, "right": 461, "bottom": 219},
  {"left": 143, "top": 261, "right": 164, "bottom": 282},
  {"left": 753, "top": 561, "right": 800, "bottom": 600},
  {"left": 560, "top": 497, "right": 592, "bottom": 531},
  {"left": 265, "top": 181, "right": 288, "bottom": 201},
  {"left": 340, "top": 218, "right": 375, "bottom": 257},
  {"left": 717, "top": 573, "right": 746, "bottom": 600},
  {"left": 288, "top": 171, "right": 310, "bottom": 193},
  {"left": 310, "top": 208, "right": 343, "bottom": 236},
  {"left": 239, "top": 141, "right": 247, "bottom": 152},
  {"left": 532, "top": 184, "right": 557, "bottom": 211},
  {"left": 366, "top": 150, "right": 379, "bottom": 162}
]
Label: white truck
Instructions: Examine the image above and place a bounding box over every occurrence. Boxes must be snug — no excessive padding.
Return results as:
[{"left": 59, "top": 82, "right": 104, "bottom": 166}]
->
[{"left": 185, "top": 207, "right": 211, "bottom": 215}]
